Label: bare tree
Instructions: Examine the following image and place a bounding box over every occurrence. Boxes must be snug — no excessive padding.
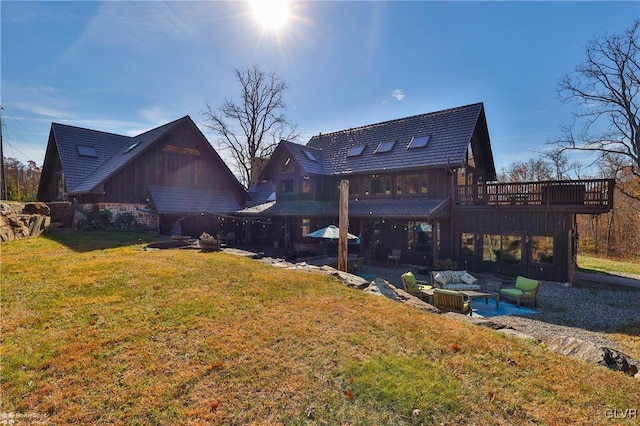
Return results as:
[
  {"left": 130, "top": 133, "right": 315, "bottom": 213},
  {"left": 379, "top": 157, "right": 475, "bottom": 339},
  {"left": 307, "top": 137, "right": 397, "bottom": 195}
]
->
[
  {"left": 556, "top": 20, "right": 640, "bottom": 200},
  {"left": 202, "top": 65, "right": 300, "bottom": 187}
]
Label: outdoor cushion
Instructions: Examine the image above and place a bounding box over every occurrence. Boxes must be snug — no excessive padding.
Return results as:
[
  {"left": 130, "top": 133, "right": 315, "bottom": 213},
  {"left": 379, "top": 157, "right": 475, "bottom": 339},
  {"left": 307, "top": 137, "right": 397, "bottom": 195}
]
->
[
  {"left": 500, "top": 288, "right": 524, "bottom": 298},
  {"left": 461, "top": 271, "right": 477, "bottom": 285},
  {"left": 432, "top": 270, "right": 480, "bottom": 290},
  {"left": 515, "top": 276, "right": 539, "bottom": 292}
]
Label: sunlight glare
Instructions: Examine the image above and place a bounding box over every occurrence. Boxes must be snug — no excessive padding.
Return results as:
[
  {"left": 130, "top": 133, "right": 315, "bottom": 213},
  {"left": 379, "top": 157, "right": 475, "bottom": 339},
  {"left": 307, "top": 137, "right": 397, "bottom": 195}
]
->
[{"left": 251, "top": 1, "right": 290, "bottom": 30}]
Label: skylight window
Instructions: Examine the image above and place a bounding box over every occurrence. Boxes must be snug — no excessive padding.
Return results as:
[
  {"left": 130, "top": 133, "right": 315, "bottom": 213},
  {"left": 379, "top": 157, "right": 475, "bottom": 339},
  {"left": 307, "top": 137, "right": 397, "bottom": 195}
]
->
[
  {"left": 348, "top": 146, "right": 365, "bottom": 157},
  {"left": 77, "top": 145, "right": 98, "bottom": 158},
  {"left": 123, "top": 141, "right": 141, "bottom": 154},
  {"left": 303, "top": 150, "right": 317, "bottom": 161},
  {"left": 374, "top": 141, "right": 395, "bottom": 154},
  {"left": 407, "top": 135, "right": 431, "bottom": 149}
]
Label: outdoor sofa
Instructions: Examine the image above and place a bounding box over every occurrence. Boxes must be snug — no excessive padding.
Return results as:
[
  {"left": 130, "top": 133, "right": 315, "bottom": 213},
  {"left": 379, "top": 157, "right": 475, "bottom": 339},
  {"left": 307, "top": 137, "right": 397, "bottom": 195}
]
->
[{"left": 430, "top": 270, "right": 481, "bottom": 291}]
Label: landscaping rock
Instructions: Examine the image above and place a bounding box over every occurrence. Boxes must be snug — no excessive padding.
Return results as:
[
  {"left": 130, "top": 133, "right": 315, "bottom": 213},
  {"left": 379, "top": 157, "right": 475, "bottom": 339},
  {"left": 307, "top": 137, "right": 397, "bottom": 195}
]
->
[{"left": 545, "top": 335, "right": 639, "bottom": 375}]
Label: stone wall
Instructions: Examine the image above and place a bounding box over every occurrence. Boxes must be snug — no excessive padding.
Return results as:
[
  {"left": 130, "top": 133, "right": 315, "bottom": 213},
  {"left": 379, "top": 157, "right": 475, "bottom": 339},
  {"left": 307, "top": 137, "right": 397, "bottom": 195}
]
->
[
  {"left": 77, "top": 203, "right": 158, "bottom": 229},
  {"left": 0, "top": 202, "right": 51, "bottom": 242}
]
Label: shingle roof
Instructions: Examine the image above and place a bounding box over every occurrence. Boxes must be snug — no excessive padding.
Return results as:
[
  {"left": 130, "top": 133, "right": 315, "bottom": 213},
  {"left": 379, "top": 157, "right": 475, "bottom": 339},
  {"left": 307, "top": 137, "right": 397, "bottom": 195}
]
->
[
  {"left": 62, "top": 117, "right": 188, "bottom": 194},
  {"left": 306, "top": 103, "right": 485, "bottom": 175},
  {"left": 50, "top": 123, "right": 131, "bottom": 193},
  {"left": 247, "top": 181, "right": 276, "bottom": 207},
  {"left": 235, "top": 198, "right": 449, "bottom": 219},
  {"left": 148, "top": 185, "right": 242, "bottom": 214},
  {"left": 280, "top": 140, "right": 325, "bottom": 175}
]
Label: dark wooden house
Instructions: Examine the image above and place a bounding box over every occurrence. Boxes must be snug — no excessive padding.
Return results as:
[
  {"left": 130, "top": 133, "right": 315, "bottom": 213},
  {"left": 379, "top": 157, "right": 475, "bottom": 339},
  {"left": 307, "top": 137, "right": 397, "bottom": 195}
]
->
[
  {"left": 37, "top": 116, "right": 248, "bottom": 236},
  {"left": 240, "top": 103, "right": 614, "bottom": 282}
]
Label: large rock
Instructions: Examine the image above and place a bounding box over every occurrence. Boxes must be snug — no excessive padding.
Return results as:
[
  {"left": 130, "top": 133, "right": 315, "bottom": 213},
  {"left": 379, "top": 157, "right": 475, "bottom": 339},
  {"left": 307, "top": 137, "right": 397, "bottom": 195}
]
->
[
  {"left": 545, "top": 335, "right": 639, "bottom": 375},
  {"left": 23, "top": 202, "right": 50, "bottom": 215}
]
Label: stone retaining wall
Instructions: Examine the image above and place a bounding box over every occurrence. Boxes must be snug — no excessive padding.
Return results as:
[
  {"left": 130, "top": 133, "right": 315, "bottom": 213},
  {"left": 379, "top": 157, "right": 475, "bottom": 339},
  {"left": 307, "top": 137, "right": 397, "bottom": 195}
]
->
[
  {"left": 0, "top": 202, "right": 51, "bottom": 242},
  {"left": 90, "top": 203, "right": 158, "bottom": 229}
]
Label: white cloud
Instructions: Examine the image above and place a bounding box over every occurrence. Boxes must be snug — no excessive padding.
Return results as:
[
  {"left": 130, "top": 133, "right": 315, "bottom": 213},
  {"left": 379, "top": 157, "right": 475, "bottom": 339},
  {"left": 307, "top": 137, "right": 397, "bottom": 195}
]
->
[{"left": 391, "top": 89, "right": 405, "bottom": 101}]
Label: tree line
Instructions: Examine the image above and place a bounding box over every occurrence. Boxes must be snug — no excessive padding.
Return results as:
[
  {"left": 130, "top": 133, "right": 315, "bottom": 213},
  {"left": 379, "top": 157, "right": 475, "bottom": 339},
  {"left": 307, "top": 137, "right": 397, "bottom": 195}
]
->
[{"left": 1, "top": 157, "right": 41, "bottom": 202}]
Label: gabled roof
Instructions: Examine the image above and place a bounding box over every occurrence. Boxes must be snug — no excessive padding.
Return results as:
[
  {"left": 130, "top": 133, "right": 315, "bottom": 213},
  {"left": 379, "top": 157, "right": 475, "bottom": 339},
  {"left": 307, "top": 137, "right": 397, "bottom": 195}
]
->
[
  {"left": 260, "top": 140, "right": 325, "bottom": 180},
  {"left": 305, "top": 102, "right": 493, "bottom": 176},
  {"left": 68, "top": 117, "right": 187, "bottom": 194},
  {"left": 49, "top": 123, "right": 131, "bottom": 193},
  {"left": 148, "top": 185, "right": 242, "bottom": 214}
]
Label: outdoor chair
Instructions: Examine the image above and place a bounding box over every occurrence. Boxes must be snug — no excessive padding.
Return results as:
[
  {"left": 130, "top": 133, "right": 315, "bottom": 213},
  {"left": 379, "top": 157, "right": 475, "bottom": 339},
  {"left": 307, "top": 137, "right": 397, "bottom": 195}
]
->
[
  {"left": 432, "top": 289, "right": 472, "bottom": 315},
  {"left": 401, "top": 271, "right": 432, "bottom": 299},
  {"left": 499, "top": 276, "right": 540, "bottom": 306},
  {"left": 388, "top": 249, "right": 401, "bottom": 265}
]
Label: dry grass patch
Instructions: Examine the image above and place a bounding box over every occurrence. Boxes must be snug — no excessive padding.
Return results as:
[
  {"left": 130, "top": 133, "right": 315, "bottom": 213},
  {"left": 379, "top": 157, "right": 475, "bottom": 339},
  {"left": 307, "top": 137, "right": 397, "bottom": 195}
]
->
[{"left": 2, "top": 232, "right": 639, "bottom": 424}]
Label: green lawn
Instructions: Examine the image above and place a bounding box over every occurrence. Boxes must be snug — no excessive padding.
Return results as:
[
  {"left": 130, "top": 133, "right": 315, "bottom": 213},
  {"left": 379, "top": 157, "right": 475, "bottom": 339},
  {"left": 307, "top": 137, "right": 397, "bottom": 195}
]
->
[
  {"left": 2, "top": 232, "right": 639, "bottom": 424},
  {"left": 577, "top": 255, "right": 640, "bottom": 278}
]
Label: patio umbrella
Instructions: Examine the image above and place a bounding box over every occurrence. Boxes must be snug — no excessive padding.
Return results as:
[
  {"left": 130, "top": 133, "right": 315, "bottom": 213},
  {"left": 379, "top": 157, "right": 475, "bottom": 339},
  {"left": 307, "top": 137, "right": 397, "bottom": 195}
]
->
[{"left": 305, "top": 225, "right": 359, "bottom": 241}]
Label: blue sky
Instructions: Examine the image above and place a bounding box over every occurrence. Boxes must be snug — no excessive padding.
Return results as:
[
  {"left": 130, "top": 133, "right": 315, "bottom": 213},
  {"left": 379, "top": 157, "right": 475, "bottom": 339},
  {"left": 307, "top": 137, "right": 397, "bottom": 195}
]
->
[{"left": 1, "top": 1, "right": 638, "bottom": 174}]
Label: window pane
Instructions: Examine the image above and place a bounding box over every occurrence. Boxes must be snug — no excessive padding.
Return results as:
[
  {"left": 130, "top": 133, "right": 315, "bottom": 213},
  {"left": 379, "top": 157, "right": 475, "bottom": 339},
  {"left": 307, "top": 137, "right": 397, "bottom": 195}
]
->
[
  {"left": 301, "top": 178, "right": 311, "bottom": 194},
  {"left": 371, "top": 177, "right": 384, "bottom": 195},
  {"left": 281, "top": 179, "right": 294, "bottom": 193},
  {"left": 532, "top": 236, "right": 554, "bottom": 263},
  {"left": 302, "top": 218, "right": 310, "bottom": 237},
  {"left": 396, "top": 176, "right": 403, "bottom": 195},
  {"left": 414, "top": 222, "right": 431, "bottom": 252},
  {"left": 502, "top": 235, "right": 522, "bottom": 264},
  {"left": 483, "top": 234, "right": 501, "bottom": 262},
  {"left": 460, "top": 233, "right": 475, "bottom": 256},
  {"left": 420, "top": 174, "right": 428, "bottom": 194},
  {"left": 405, "top": 175, "right": 419, "bottom": 194}
]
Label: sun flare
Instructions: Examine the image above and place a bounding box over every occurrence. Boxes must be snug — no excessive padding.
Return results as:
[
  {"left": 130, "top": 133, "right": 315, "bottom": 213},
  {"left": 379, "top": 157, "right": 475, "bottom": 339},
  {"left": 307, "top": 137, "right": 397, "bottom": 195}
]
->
[{"left": 250, "top": 1, "right": 290, "bottom": 30}]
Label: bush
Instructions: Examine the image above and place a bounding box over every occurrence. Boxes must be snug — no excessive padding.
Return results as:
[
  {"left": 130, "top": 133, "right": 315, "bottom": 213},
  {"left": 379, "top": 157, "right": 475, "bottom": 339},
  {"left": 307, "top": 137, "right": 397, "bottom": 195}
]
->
[{"left": 113, "top": 212, "right": 138, "bottom": 229}]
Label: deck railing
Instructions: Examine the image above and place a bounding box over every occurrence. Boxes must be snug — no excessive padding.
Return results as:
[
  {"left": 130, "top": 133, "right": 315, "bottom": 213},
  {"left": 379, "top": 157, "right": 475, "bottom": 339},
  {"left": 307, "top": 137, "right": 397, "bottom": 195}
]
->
[{"left": 456, "top": 179, "right": 615, "bottom": 210}]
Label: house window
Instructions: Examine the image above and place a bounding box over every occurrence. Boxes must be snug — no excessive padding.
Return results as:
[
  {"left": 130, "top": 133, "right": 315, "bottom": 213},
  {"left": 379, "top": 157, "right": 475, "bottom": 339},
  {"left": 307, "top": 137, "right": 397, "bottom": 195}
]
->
[
  {"left": 281, "top": 179, "right": 294, "bottom": 193},
  {"left": 460, "top": 233, "right": 475, "bottom": 256},
  {"left": 396, "top": 176, "right": 403, "bottom": 195},
  {"left": 77, "top": 145, "right": 98, "bottom": 158},
  {"left": 420, "top": 174, "right": 428, "bottom": 195},
  {"left": 348, "top": 146, "right": 365, "bottom": 157},
  {"left": 407, "top": 135, "right": 431, "bottom": 149},
  {"left": 369, "top": 175, "right": 391, "bottom": 195},
  {"left": 302, "top": 218, "right": 310, "bottom": 237},
  {"left": 374, "top": 141, "right": 396, "bottom": 154},
  {"left": 404, "top": 174, "right": 419, "bottom": 194},
  {"left": 407, "top": 222, "right": 432, "bottom": 252},
  {"left": 349, "top": 179, "right": 360, "bottom": 198},
  {"left": 301, "top": 177, "right": 311, "bottom": 194},
  {"left": 532, "top": 236, "right": 554, "bottom": 263},
  {"left": 502, "top": 235, "right": 522, "bottom": 264},
  {"left": 282, "top": 157, "right": 294, "bottom": 172},
  {"left": 408, "top": 222, "right": 431, "bottom": 252},
  {"left": 56, "top": 171, "right": 66, "bottom": 200}
]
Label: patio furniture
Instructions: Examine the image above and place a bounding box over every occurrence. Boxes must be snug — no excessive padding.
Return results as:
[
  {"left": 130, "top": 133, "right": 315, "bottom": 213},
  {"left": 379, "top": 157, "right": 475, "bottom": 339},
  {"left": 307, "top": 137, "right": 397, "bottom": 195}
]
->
[
  {"left": 431, "top": 270, "right": 481, "bottom": 290},
  {"left": 432, "top": 289, "right": 472, "bottom": 315},
  {"left": 401, "top": 271, "right": 432, "bottom": 299},
  {"left": 388, "top": 249, "right": 401, "bottom": 265},
  {"left": 499, "top": 276, "right": 540, "bottom": 306},
  {"left": 460, "top": 290, "right": 500, "bottom": 308}
]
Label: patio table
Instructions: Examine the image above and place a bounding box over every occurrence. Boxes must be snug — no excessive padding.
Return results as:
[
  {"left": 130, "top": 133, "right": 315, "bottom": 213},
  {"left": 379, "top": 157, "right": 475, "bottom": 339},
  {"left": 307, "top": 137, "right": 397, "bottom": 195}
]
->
[{"left": 460, "top": 290, "right": 500, "bottom": 308}]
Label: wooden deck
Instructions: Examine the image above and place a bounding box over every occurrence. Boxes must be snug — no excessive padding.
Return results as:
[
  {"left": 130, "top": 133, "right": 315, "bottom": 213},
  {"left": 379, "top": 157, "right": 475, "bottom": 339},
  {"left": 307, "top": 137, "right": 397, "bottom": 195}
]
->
[{"left": 456, "top": 179, "right": 615, "bottom": 213}]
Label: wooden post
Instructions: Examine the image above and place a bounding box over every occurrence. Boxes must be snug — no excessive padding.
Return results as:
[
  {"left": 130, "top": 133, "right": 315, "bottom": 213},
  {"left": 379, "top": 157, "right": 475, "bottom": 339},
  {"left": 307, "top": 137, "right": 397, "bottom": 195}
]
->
[{"left": 338, "top": 179, "right": 349, "bottom": 272}]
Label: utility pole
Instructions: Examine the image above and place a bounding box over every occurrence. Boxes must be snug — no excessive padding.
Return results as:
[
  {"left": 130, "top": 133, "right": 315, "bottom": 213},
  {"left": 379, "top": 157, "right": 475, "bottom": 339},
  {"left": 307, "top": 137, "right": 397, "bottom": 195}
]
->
[
  {"left": 0, "top": 108, "right": 7, "bottom": 200},
  {"left": 338, "top": 179, "right": 349, "bottom": 272}
]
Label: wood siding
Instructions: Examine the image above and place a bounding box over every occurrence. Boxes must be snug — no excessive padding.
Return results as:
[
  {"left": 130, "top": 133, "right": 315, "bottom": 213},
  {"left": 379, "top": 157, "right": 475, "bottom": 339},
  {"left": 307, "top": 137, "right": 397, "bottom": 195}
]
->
[{"left": 103, "top": 122, "right": 243, "bottom": 205}]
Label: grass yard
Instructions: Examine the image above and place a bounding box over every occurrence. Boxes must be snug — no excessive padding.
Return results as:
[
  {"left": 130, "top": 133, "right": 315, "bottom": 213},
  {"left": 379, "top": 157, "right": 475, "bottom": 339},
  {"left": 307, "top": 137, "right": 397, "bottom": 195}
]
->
[
  {"left": 577, "top": 255, "right": 640, "bottom": 278},
  {"left": 2, "top": 232, "right": 639, "bottom": 424}
]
